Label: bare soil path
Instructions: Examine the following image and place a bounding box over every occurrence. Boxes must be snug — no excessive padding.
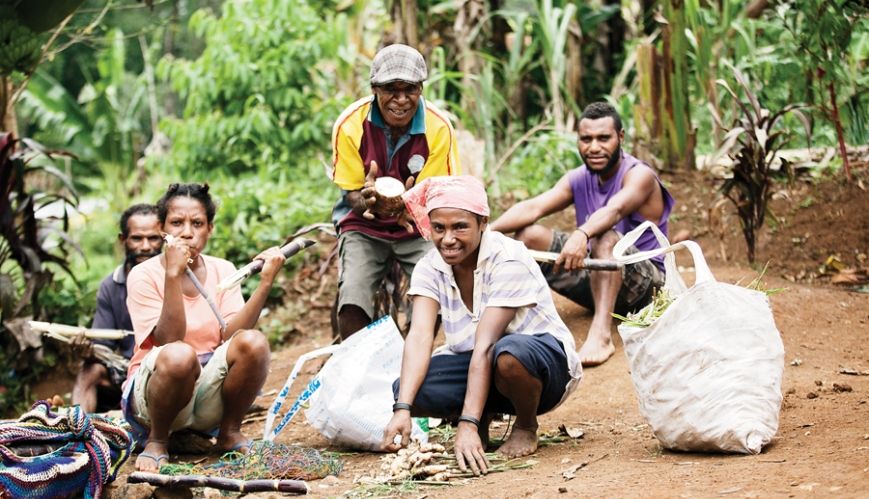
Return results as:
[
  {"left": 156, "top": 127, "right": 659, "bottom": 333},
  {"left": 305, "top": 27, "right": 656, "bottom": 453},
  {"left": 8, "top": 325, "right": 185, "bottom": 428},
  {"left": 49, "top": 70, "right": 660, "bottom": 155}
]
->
[
  {"left": 96, "top": 168, "right": 868, "bottom": 497},
  {"left": 227, "top": 268, "right": 866, "bottom": 499}
]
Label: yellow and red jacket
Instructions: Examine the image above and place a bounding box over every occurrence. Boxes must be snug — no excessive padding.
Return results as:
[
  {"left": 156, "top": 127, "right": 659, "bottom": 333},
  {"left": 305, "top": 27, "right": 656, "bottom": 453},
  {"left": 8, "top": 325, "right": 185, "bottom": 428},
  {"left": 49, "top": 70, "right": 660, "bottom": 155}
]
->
[{"left": 330, "top": 95, "right": 461, "bottom": 240}]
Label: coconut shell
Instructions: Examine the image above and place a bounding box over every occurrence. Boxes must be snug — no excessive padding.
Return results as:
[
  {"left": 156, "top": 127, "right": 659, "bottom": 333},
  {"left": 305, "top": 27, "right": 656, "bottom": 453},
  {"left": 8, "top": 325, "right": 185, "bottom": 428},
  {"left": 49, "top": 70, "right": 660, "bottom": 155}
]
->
[{"left": 372, "top": 177, "right": 406, "bottom": 216}]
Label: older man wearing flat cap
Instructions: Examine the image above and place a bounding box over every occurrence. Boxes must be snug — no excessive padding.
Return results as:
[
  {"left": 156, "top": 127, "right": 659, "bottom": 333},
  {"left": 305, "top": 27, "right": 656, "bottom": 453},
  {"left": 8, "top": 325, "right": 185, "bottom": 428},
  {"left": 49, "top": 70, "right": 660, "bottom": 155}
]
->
[{"left": 329, "top": 43, "right": 462, "bottom": 340}]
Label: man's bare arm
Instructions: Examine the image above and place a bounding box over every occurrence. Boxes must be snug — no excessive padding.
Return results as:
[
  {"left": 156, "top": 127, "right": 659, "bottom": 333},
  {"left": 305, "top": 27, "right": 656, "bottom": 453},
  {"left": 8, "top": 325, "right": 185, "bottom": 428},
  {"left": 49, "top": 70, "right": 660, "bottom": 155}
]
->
[
  {"left": 578, "top": 166, "right": 658, "bottom": 237},
  {"left": 489, "top": 174, "right": 574, "bottom": 234},
  {"left": 555, "top": 166, "right": 658, "bottom": 271}
]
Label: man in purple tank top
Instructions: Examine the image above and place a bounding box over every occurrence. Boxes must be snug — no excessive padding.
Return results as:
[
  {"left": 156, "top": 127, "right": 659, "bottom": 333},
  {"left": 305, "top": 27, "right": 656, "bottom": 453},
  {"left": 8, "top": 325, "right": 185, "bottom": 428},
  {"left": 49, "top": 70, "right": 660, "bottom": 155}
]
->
[{"left": 490, "top": 102, "right": 675, "bottom": 366}]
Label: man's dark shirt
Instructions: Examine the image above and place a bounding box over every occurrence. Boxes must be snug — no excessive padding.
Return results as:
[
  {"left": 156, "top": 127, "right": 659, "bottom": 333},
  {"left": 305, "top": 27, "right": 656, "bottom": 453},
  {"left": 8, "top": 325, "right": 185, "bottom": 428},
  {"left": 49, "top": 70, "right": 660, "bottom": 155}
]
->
[{"left": 92, "top": 264, "right": 135, "bottom": 359}]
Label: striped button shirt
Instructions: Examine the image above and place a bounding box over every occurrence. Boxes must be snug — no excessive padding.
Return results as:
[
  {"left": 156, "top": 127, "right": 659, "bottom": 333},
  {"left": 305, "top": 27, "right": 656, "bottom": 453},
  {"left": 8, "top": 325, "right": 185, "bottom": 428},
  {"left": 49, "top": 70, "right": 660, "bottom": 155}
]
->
[{"left": 408, "top": 231, "right": 582, "bottom": 385}]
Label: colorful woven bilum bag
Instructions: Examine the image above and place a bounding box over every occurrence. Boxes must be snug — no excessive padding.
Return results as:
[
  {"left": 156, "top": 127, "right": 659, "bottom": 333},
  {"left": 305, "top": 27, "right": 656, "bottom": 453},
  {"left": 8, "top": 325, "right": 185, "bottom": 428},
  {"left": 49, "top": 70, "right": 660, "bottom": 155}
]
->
[{"left": 0, "top": 400, "right": 134, "bottom": 498}]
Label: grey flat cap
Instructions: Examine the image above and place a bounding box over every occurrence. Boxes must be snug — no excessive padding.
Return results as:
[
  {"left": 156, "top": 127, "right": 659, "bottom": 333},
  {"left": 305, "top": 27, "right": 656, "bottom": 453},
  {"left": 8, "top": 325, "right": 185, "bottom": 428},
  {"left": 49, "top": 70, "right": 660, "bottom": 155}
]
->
[{"left": 370, "top": 44, "right": 427, "bottom": 85}]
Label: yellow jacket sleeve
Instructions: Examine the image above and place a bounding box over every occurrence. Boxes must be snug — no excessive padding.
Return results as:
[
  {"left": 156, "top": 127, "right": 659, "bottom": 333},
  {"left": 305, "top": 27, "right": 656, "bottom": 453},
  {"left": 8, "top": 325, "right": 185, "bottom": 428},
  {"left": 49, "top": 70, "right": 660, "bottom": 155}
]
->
[
  {"left": 418, "top": 105, "right": 462, "bottom": 183},
  {"left": 330, "top": 97, "right": 371, "bottom": 191}
]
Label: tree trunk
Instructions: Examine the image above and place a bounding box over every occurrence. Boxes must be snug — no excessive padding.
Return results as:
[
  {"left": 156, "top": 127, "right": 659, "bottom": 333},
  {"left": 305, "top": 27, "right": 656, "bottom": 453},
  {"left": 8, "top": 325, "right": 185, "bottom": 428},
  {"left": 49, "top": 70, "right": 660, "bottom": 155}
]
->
[
  {"left": 633, "top": 44, "right": 661, "bottom": 167},
  {"left": 154, "top": 1, "right": 180, "bottom": 118},
  {"left": 828, "top": 80, "right": 852, "bottom": 181},
  {"left": 1, "top": 78, "right": 18, "bottom": 135},
  {"left": 454, "top": 1, "right": 484, "bottom": 113},
  {"left": 604, "top": 0, "right": 626, "bottom": 78},
  {"left": 745, "top": 0, "right": 771, "bottom": 19},
  {"left": 391, "top": 0, "right": 419, "bottom": 47},
  {"left": 566, "top": 20, "right": 583, "bottom": 111},
  {"left": 488, "top": 0, "right": 509, "bottom": 55}
]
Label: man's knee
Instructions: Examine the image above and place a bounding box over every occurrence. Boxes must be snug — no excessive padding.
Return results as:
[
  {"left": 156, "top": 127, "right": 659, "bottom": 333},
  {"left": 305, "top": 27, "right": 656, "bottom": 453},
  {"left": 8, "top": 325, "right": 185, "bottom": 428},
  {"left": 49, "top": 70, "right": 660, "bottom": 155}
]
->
[
  {"left": 338, "top": 278, "right": 378, "bottom": 320},
  {"left": 77, "top": 362, "right": 109, "bottom": 385},
  {"left": 590, "top": 230, "right": 620, "bottom": 258},
  {"left": 494, "top": 352, "right": 531, "bottom": 382},
  {"left": 514, "top": 225, "right": 553, "bottom": 251}
]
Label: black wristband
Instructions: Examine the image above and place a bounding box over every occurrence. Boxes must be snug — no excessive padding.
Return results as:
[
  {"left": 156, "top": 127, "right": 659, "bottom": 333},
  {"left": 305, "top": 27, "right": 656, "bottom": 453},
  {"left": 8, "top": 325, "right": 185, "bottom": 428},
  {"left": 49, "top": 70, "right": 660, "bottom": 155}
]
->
[
  {"left": 392, "top": 402, "right": 412, "bottom": 413},
  {"left": 457, "top": 415, "right": 481, "bottom": 427}
]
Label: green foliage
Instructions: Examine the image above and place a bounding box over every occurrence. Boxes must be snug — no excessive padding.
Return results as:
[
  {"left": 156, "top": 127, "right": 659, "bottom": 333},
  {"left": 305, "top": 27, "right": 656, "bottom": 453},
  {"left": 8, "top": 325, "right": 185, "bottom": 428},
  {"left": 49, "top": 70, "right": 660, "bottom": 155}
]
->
[
  {"left": 0, "top": 5, "right": 46, "bottom": 76},
  {"left": 38, "top": 273, "right": 99, "bottom": 327},
  {"left": 206, "top": 169, "right": 333, "bottom": 271},
  {"left": 776, "top": 0, "right": 869, "bottom": 171},
  {"left": 155, "top": 0, "right": 344, "bottom": 177},
  {"left": 498, "top": 129, "right": 577, "bottom": 201},
  {"left": 0, "top": 345, "right": 61, "bottom": 418},
  {"left": 682, "top": 0, "right": 868, "bottom": 158},
  {"left": 20, "top": 27, "right": 154, "bottom": 214},
  {"left": 0, "top": 133, "right": 81, "bottom": 417},
  {"left": 0, "top": 134, "right": 81, "bottom": 320}
]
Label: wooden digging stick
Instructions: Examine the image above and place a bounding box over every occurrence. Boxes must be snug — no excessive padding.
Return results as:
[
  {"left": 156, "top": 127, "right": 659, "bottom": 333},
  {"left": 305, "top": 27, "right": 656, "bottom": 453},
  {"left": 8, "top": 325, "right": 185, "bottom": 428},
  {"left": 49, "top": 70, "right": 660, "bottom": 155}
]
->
[{"left": 128, "top": 472, "right": 309, "bottom": 494}]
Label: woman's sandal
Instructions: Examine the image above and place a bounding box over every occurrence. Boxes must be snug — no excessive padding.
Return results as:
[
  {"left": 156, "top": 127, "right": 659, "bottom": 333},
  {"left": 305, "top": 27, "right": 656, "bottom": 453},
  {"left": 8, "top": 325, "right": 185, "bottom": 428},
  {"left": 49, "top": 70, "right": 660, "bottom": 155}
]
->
[
  {"left": 135, "top": 452, "right": 169, "bottom": 471},
  {"left": 213, "top": 438, "right": 253, "bottom": 456}
]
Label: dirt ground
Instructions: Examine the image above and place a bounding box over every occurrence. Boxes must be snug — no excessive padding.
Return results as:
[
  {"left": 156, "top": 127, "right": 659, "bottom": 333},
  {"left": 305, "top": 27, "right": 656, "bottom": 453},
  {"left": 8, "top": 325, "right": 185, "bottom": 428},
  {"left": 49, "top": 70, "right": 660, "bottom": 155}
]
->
[{"left": 42, "top": 166, "right": 869, "bottom": 497}]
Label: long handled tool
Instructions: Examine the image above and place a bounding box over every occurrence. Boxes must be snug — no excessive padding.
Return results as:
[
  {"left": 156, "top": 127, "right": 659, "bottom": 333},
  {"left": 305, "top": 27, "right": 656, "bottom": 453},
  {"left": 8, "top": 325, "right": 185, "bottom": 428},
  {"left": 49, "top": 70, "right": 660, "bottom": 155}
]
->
[
  {"left": 162, "top": 235, "right": 316, "bottom": 333},
  {"left": 526, "top": 249, "right": 623, "bottom": 271},
  {"left": 217, "top": 238, "right": 316, "bottom": 292}
]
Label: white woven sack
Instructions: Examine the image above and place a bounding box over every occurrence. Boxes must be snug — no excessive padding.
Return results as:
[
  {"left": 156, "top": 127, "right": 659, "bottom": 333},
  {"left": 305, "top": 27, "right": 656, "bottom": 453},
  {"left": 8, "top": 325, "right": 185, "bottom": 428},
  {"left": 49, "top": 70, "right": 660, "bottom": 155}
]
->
[
  {"left": 304, "top": 316, "right": 427, "bottom": 450},
  {"left": 613, "top": 221, "right": 784, "bottom": 454}
]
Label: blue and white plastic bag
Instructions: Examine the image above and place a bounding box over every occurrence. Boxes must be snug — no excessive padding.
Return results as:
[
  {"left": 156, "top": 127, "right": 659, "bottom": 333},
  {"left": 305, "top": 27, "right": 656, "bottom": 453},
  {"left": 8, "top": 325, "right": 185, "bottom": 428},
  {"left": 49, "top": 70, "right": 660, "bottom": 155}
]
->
[{"left": 264, "top": 316, "right": 426, "bottom": 450}]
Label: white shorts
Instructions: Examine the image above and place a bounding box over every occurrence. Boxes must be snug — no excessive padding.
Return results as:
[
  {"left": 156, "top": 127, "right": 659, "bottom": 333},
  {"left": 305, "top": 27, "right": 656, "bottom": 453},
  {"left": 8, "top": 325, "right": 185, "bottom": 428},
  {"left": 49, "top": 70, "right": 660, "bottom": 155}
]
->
[{"left": 126, "top": 339, "right": 233, "bottom": 434}]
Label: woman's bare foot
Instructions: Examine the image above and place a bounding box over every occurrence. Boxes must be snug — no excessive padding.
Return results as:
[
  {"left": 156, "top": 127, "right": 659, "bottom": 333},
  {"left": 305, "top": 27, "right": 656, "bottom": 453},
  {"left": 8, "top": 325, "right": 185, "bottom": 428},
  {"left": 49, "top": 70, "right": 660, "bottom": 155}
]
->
[
  {"left": 578, "top": 331, "right": 616, "bottom": 366},
  {"left": 215, "top": 430, "right": 252, "bottom": 455},
  {"left": 497, "top": 425, "right": 538, "bottom": 458},
  {"left": 135, "top": 439, "right": 169, "bottom": 472}
]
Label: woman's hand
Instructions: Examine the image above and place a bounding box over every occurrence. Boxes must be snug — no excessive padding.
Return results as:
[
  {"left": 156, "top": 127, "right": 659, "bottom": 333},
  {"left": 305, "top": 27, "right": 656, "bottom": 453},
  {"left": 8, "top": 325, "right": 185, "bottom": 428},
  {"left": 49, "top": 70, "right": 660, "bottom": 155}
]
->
[
  {"left": 163, "top": 233, "right": 192, "bottom": 278},
  {"left": 381, "top": 411, "right": 412, "bottom": 452},
  {"left": 454, "top": 423, "right": 489, "bottom": 475},
  {"left": 555, "top": 229, "right": 589, "bottom": 272},
  {"left": 255, "top": 246, "right": 287, "bottom": 284}
]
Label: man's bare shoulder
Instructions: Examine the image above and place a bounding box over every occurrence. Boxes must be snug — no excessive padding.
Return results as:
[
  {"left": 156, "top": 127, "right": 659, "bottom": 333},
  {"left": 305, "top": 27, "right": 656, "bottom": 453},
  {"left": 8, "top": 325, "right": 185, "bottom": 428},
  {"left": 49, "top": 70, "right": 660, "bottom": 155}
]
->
[{"left": 622, "top": 163, "right": 660, "bottom": 191}]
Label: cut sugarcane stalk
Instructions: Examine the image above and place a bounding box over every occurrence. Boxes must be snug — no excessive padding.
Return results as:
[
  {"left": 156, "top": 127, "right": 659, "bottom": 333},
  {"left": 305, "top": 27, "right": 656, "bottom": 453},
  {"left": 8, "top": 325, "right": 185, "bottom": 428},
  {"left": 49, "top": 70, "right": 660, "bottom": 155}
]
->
[{"left": 128, "top": 472, "right": 308, "bottom": 494}]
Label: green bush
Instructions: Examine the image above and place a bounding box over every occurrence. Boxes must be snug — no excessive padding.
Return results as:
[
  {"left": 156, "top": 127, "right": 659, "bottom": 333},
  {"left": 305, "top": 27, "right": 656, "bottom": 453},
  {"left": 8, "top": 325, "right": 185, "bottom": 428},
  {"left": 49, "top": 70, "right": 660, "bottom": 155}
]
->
[
  {"left": 154, "top": 0, "right": 345, "bottom": 178},
  {"left": 208, "top": 169, "right": 333, "bottom": 265},
  {"left": 498, "top": 130, "right": 578, "bottom": 201}
]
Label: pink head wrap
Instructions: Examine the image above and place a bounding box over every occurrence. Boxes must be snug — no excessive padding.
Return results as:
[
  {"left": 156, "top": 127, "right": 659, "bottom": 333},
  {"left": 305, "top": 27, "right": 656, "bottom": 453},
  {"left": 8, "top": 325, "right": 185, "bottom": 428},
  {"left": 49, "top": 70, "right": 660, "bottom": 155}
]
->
[{"left": 402, "top": 175, "right": 490, "bottom": 240}]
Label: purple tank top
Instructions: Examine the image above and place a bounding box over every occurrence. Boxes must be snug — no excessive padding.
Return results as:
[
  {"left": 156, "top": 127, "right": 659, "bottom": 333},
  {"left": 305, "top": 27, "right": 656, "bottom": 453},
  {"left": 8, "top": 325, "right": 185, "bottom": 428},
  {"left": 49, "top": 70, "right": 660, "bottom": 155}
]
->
[{"left": 568, "top": 152, "right": 675, "bottom": 271}]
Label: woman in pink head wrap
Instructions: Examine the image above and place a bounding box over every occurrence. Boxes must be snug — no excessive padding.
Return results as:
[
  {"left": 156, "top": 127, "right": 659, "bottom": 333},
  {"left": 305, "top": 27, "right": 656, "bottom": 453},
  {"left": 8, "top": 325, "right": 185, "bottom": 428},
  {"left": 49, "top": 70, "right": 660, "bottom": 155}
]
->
[
  {"left": 400, "top": 175, "right": 490, "bottom": 240},
  {"left": 382, "top": 176, "right": 582, "bottom": 474}
]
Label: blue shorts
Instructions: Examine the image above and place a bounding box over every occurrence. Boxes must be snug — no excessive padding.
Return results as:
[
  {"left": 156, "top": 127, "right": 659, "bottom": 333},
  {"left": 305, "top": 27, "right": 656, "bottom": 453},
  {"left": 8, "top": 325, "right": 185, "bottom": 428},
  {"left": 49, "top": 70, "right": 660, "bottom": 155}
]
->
[{"left": 393, "top": 333, "right": 571, "bottom": 417}]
